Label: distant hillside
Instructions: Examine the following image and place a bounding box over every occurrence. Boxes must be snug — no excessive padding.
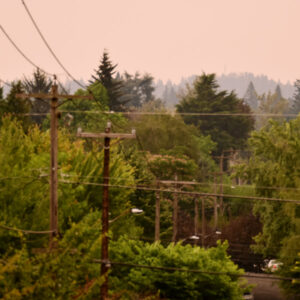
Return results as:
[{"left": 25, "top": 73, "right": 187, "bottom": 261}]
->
[
  {"left": 4, "top": 72, "right": 293, "bottom": 109},
  {"left": 154, "top": 73, "right": 295, "bottom": 108},
  {"left": 216, "top": 73, "right": 294, "bottom": 99}
]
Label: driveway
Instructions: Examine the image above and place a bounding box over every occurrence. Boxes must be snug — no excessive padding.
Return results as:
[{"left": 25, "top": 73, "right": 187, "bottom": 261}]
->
[{"left": 246, "top": 273, "right": 297, "bottom": 300}]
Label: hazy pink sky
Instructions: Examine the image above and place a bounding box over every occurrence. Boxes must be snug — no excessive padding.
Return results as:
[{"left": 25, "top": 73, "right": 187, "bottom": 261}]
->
[{"left": 1, "top": 0, "right": 299, "bottom": 84}]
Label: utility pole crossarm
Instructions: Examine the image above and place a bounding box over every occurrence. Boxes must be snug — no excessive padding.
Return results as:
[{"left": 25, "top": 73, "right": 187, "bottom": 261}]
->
[
  {"left": 158, "top": 180, "right": 198, "bottom": 185},
  {"left": 77, "top": 132, "right": 136, "bottom": 139}
]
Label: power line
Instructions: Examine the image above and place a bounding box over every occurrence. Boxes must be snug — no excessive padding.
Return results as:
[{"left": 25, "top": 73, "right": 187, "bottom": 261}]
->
[
  {"left": 20, "top": 0, "right": 109, "bottom": 115},
  {"left": 0, "top": 23, "right": 71, "bottom": 94},
  {"left": 125, "top": 236, "right": 300, "bottom": 253},
  {"left": 12, "top": 110, "right": 300, "bottom": 118},
  {"left": 0, "top": 224, "right": 54, "bottom": 234},
  {"left": 59, "top": 173, "right": 300, "bottom": 193},
  {"left": 21, "top": 0, "right": 86, "bottom": 89},
  {"left": 0, "top": 174, "right": 49, "bottom": 181},
  {"left": 59, "top": 110, "right": 299, "bottom": 118},
  {"left": 0, "top": 24, "right": 53, "bottom": 77},
  {"left": 58, "top": 179, "right": 300, "bottom": 204},
  {"left": 92, "top": 259, "right": 293, "bottom": 281}
]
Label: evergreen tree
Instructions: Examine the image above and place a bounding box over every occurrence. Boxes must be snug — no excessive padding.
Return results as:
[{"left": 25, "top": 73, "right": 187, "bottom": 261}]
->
[
  {"left": 162, "top": 84, "right": 178, "bottom": 108},
  {"left": 290, "top": 79, "right": 300, "bottom": 116},
  {"left": 176, "top": 73, "right": 254, "bottom": 154},
  {"left": 256, "top": 86, "right": 289, "bottom": 129},
  {"left": 0, "top": 85, "right": 4, "bottom": 115},
  {"left": 23, "top": 68, "right": 52, "bottom": 125},
  {"left": 140, "top": 73, "right": 155, "bottom": 103},
  {"left": 2, "top": 81, "right": 31, "bottom": 130},
  {"left": 90, "top": 50, "right": 124, "bottom": 111},
  {"left": 274, "top": 84, "right": 282, "bottom": 101},
  {"left": 119, "top": 72, "right": 155, "bottom": 108},
  {"left": 243, "top": 81, "right": 259, "bottom": 110}
]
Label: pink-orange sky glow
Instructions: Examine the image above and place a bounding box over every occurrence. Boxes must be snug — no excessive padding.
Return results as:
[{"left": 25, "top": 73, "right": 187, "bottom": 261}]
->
[{"left": 1, "top": 0, "right": 299, "bottom": 85}]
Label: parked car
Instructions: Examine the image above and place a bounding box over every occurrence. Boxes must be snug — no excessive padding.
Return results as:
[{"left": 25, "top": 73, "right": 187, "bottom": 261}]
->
[
  {"left": 261, "top": 259, "right": 283, "bottom": 272},
  {"left": 267, "top": 259, "right": 283, "bottom": 272}
]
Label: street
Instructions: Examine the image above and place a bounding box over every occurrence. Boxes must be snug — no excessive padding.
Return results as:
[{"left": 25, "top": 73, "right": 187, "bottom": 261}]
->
[{"left": 246, "top": 273, "right": 298, "bottom": 300}]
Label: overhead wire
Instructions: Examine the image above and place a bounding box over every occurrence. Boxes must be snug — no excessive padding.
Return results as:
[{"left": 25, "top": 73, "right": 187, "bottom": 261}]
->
[
  {"left": 59, "top": 110, "right": 299, "bottom": 118},
  {"left": 58, "top": 179, "right": 300, "bottom": 204},
  {"left": 0, "top": 224, "right": 53, "bottom": 234},
  {"left": 20, "top": 0, "right": 108, "bottom": 117},
  {"left": 92, "top": 259, "right": 294, "bottom": 281},
  {"left": 10, "top": 110, "right": 300, "bottom": 118},
  {"left": 0, "top": 23, "right": 73, "bottom": 99},
  {"left": 59, "top": 173, "right": 300, "bottom": 193},
  {"left": 0, "top": 24, "right": 53, "bottom": 77},
  {"left": 21, "top": 0, "right": 86, "bottom": 89},
  {"left": 0, "top": 174, "right": 49, "bottom": 181}
]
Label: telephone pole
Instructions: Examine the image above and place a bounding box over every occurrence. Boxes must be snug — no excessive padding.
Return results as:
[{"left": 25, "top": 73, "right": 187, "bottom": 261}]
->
[
  {"left": 155, "top": 180, "right": 160, "bottom": 242},
  {"left": 219, "top": 152, "right": 224, "bottom": 215},
  {"left": 194, "top": 197, "right": 199, "bottom": 244},
  {"left": 159, "top": 179, "right": 197, "bottom": 243},
  {"left": 172, "top": 174, "right": 179, "bottom": 242},
  {"left": 77, "top": 122, "right": 136, "bottom": 300},
  {"left": 17, "top": 82, "right": 92, "bottom": 247},
  {"left": 201, "top": 197, "right": 205, "bottom": 247},
  {"left": 213, "top": 173, "right": 218, "bottom": 230}
]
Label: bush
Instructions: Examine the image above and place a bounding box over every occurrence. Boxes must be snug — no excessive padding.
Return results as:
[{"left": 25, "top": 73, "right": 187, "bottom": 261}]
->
[{"left": 110, "top": 237, "right": 248, "bottom": 299}]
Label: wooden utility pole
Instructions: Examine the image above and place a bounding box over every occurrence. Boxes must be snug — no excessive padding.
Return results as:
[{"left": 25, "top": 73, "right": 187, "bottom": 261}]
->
[
  {"left": 172, "top": 174, "right": 179, "bottom": 242},
  {"left": 201, "top": 197, "right": 205, "bottom": 247},
  {"left": 194, "top": 197, "right": 199, "bottom": 246},
  {"left": 194, "top": 197, "right": 199, "bottom": 237},
  {"left": 219, "top": 152, "right": 224, "bottom": 215},
  {"left": 77, "top": 123, "right": 135, "bottom": 300},
  {"left": 17, "top": 83, "right": 92, "bottom": 247},
  {"left": 159, "top": 179, "right": 197, "bottom": 243},
  {"left": 213, "top": 174, "right": 218, "bottom": 230},
  {"left": 50, "top": 84, "right": 58, "bottom": 246},
  {"left": 155, "top": 181, "right": 160, "bottom": 242}
]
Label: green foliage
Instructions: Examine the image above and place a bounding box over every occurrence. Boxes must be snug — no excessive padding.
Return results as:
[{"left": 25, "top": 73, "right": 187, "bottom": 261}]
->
[
  {"left": 129, "top": 114, "right": 215, "bottom": 175},
  {"left": 120, "top": 72, "right": 155, "bottom": 108},
  {"left": 148, "top": 152, "right": 197, "bottom": 181},
  {"left": 256, "top": 87, "right": 289, "bottom": 129},
  {"left": 90, "top": 50, "right": 125, "bottom": 111},
  {"left": 59, "top": 82, "right": 107, "bottom": 131},
  {"left": 110, "top": 237, "right": 247, "bottom": 299},
  {"left": 176, "top": 73, "right": 254, "bottom": 154},
  {"left": 235, "top": 117, "right": 300, "bottom": 292},
  {"left": 0, "top": 81, "right": 31, "bottom": 130},
  {"left": 290, "top": 79, "right": 300, "bottom": 116},
  {"left": 122, "top": 112, "right": 216, "bottom": 240},
  {"left": 23, "top": 68, "right": 52, "bottom": 126},
  {"left": 0, "top": 243, "right": 103, "bottom": 299},
  {"left": 0, "top": 236, "right": 247, "bottom": 299},
  {"left": 280, "top": 252, "right": 300, "bottom": 296},
  {"left": 243, "top": 81, "right": 259, "bottom": 111},
  {"left": 0, "top": 116, "right": 139, "bottom": 252}
]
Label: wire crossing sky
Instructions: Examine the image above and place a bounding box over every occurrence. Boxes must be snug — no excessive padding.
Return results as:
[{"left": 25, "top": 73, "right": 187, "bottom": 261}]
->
[{"left": 0, "top": 0, "right": 299, "bottom": 84}]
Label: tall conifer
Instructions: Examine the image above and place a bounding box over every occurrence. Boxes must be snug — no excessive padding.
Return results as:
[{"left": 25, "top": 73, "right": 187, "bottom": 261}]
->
[
  {"left": 90, "top": 50, "right": 124, "bottom": 111},
  {"left": 23, "top": 68, "right": 52, "bottom": 125}
]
